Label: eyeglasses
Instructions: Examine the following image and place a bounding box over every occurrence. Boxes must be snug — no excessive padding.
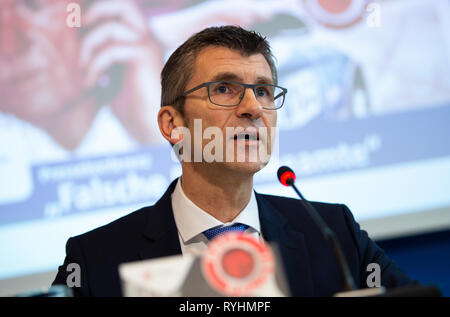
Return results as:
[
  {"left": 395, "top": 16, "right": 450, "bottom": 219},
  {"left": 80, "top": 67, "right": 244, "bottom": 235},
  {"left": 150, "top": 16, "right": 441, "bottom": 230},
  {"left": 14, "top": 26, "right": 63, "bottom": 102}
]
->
[{"left": 181, "top": 81, "right": 287, "bottom": 110}]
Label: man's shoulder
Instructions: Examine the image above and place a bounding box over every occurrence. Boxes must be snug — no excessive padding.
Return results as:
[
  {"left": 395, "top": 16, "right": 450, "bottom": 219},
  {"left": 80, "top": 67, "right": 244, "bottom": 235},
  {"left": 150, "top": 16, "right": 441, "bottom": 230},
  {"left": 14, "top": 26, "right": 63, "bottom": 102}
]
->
[
  {"left": 256, "top": 192, "right": 357, "bottom": 234},
  {"left": 69, "top": 205, "right": 154, "bottom": 245},
  {"left": 257, "top": 192, "right": 346, "bottom": 217}
]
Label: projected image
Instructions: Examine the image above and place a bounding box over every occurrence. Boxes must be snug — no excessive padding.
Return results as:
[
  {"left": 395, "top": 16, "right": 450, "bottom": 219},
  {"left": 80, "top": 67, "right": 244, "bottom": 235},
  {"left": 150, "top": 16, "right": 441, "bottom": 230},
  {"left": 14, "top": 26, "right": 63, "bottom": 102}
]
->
[
  {"left": 0, "top": 0, "right": 165, "bottom": 153},
  {"left": 0, "top": 0, "right": 449, "bottom": 283}
]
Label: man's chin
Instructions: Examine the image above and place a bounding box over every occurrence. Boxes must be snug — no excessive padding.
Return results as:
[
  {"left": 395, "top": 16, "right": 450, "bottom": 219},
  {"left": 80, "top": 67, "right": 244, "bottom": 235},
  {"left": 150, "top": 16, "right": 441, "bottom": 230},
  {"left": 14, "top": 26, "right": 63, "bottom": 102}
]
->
[{"left": 219, "top": 160, "right": 269, "bottom": 176}]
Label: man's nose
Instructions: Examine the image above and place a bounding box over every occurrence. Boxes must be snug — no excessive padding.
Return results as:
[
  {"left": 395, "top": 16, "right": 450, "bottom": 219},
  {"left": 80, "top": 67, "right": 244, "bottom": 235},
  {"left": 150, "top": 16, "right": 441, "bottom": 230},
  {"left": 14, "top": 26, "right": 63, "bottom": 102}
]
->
[
  {"left": 0, "top": 3, "right": 31, "bottom": 57},
  {"left": 235, "top": 87, "right": 263, "bottom": 120}
]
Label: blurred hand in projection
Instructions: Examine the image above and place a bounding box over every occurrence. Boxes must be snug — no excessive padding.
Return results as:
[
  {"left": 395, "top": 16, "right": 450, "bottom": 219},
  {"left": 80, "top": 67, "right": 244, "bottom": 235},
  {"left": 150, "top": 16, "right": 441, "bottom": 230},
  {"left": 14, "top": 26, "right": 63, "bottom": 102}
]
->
[
  {"left": 0, "top": 0, "right": 273, "bottom": 152},
  {"left": 80, "top": 0, "right": 164, "bottom": 146},
  {"left": 0, "top": 0, "right": 164, "bottom": 151},
  {"left": 0, "top": 0, "right": 88, "bottom": 150}
]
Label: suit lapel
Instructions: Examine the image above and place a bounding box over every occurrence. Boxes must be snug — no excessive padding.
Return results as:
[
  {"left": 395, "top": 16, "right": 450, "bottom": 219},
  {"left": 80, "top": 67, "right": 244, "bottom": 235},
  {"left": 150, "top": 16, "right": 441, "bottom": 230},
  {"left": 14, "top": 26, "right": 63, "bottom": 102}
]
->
[
  {"left": 137, "top": 179, "right": 315, "bottom": 296},
  {"left": 256, "top": 193, "right": 314, "bottom": 296},
  {"left": 139, "top": 179, "right": 182, "bottom": 260}
]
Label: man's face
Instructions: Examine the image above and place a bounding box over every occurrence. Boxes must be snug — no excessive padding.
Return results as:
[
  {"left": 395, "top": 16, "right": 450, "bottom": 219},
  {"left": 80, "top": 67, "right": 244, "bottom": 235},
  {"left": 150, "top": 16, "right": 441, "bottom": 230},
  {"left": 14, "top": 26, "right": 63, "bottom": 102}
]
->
[
  {"left": 0, "top": 0, "right": 81, "bottom": 124},
  {"left": 181, "top": 46, "right": 278, "bottom": 175}
]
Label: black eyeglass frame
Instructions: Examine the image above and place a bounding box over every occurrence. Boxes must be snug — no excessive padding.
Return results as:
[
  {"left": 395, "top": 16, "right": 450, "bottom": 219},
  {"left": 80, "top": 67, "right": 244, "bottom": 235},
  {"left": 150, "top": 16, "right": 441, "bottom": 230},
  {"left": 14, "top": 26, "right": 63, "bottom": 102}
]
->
[{"left": 181, "top": 81, "right": 287, "bottom": 110}]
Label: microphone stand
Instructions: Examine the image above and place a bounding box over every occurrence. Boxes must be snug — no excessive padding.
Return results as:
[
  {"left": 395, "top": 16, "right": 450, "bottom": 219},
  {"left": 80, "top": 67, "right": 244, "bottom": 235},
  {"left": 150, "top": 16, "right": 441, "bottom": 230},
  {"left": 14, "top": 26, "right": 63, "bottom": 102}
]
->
[
  {"left": 285, "top": 177, "right": 358, "bottom": 292},
  {"left": 281, "top": 169, "right": 440, "bottom": 297}
]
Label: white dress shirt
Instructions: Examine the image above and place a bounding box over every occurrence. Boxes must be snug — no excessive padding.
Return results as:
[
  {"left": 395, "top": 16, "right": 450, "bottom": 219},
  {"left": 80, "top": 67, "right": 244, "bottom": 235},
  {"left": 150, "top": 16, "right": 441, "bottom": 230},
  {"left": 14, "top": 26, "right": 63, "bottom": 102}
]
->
[{"left": 171, "top": 177, "right": 262, "bottom": 256}]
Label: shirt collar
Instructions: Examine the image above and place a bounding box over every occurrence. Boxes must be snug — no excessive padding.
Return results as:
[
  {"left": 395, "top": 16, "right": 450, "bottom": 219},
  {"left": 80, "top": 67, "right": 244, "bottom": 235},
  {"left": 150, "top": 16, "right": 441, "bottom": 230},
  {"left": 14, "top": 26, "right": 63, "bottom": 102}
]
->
[{"left": 171, "top": 177, "right": 261, "bottom": 243}]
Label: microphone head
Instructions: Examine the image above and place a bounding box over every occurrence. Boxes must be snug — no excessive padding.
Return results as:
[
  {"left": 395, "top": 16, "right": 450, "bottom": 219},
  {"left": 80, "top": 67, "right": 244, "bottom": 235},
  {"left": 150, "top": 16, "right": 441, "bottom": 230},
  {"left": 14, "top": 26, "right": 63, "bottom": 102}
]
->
[{"left": 277, "top": 166, "right": 296, "bottom": 186}]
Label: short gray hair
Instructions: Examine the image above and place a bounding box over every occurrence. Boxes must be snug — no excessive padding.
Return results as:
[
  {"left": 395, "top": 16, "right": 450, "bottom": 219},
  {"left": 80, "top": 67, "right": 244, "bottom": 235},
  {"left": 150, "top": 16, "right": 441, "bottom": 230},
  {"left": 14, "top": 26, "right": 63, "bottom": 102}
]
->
[{"left": 160, "top": 25, "right": 278, "bottom": 116}]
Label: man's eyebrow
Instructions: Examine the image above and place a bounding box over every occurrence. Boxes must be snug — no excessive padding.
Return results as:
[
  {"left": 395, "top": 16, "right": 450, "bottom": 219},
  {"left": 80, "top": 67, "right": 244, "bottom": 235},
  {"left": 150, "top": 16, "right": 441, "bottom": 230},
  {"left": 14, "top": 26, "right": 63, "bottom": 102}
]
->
[
  {"left": 210, "top": 72, "right": 274, "bottom": 85},
  {"left": 211, "top": 72, "right": 242, "bottom": 82},
  {"left": 255, "top": 76, "right": 274, "bottom": 85}
]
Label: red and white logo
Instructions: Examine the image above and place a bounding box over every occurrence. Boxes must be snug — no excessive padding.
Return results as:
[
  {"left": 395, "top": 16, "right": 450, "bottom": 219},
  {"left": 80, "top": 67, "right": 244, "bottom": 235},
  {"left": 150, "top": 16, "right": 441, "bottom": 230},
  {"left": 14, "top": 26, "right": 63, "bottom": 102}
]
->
[
  {"left": 201, "top": 232, "right": 275, "bottom": 297},
  {"left": 302, "top": 0, "right": 369, "bottom": 29}
]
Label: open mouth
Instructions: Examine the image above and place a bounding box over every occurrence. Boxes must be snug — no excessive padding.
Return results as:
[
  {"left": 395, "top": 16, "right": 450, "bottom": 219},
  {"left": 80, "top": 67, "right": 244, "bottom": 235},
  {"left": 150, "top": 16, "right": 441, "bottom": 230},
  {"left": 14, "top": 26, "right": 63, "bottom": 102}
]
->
[{"left": 233, "top": 133, "right": 260, "bottom": 141}]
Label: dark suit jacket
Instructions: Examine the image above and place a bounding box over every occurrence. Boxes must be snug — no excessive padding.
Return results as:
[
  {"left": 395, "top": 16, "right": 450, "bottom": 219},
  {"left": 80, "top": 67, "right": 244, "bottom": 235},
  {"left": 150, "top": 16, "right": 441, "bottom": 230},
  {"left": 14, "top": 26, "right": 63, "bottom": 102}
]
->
[{"left": 52, "top": 178, "right": 416, "bottom": 296}]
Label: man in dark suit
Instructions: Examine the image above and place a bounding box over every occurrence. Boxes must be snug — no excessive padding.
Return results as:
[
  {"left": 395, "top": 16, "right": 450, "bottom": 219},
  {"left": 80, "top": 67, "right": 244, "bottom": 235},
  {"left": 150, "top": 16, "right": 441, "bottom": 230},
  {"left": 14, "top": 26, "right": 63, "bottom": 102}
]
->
[{"left": 53, "top": 25, "right": 416, "bottom": 296}]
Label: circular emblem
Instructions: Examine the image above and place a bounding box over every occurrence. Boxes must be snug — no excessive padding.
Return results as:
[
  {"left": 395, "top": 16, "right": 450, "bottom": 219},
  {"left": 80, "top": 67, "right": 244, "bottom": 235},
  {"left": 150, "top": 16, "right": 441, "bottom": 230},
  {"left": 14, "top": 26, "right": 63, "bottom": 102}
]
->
[
  {"left": 302, "top": 0, "right": 368, "bottom": 29},
  {"left": 201, "top": 232, "right": 275, "bottom": 296}
]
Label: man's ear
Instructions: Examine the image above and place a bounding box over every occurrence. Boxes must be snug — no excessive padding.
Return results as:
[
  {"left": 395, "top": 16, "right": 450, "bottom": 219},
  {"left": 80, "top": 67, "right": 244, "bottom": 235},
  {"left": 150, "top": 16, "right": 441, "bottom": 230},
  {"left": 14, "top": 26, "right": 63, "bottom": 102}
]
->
[{"left": 157, "top": 105, "right": 185, "bottom": 145}]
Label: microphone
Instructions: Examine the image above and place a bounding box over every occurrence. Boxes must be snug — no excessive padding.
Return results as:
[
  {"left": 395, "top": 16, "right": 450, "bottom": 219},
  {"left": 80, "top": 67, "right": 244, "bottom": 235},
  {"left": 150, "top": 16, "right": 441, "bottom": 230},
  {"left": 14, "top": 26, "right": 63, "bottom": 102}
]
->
[{"left": 277, "top": 166, "right": 357, "bottom": 292}]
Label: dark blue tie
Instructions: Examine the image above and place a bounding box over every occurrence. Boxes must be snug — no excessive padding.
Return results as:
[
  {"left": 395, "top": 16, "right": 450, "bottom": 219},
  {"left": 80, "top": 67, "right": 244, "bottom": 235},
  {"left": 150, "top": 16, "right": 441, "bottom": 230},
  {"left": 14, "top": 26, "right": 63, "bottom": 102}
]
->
[{"left": 203, "top": 223, "right": 249, "bottom": 241}]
